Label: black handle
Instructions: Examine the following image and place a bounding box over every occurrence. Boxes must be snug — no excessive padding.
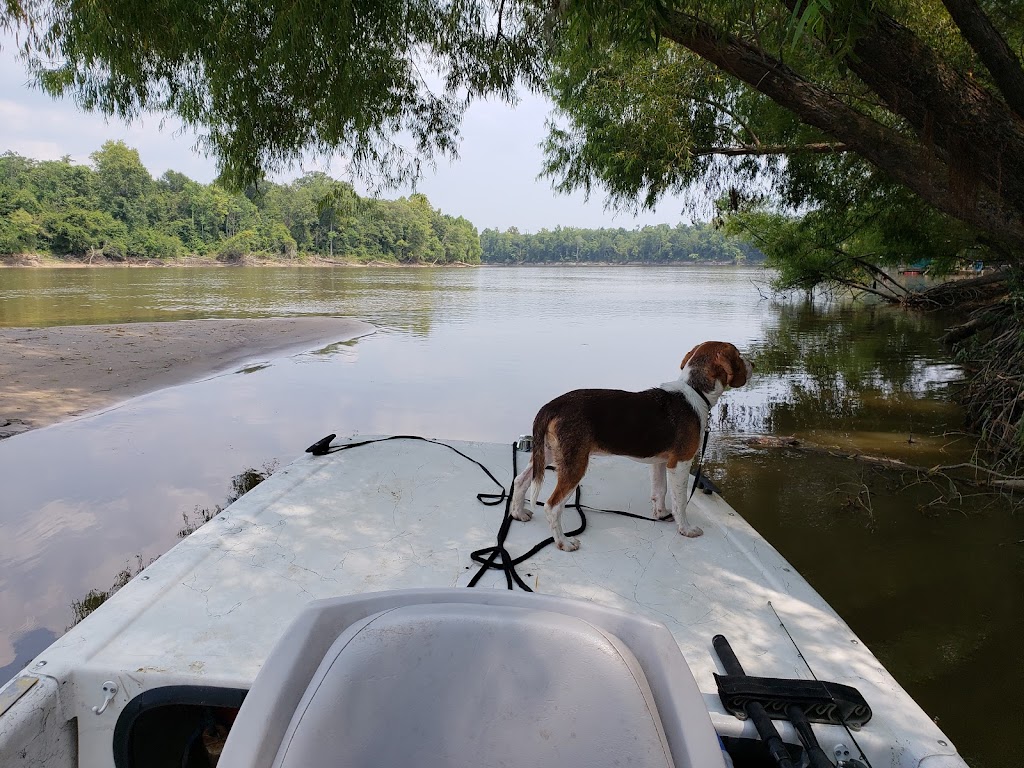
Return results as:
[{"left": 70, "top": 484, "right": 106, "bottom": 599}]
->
[
  {"left": 305, "top": 433, "right": 336, "bottom": 455},
  {"left": 787, "top": 705, "right": 836, "bottom": 768},
  {"left": 713, "top": 634, "right": 745, "bottom": 675},
  {"left": 713, "top": 635, "right": 796, "bottom": 768}
]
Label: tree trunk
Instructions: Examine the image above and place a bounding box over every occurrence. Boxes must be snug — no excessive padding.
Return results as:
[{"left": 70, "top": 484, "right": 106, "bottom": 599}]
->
[
  {"left": 846, "top": 13, "right": 1024, "bottom": 223},
  {"left": 660, "top": 9, "right": 1024, "bottom": 253},
  {"left": 940, "top": 0, "right": 1024, "bottom": 121}
]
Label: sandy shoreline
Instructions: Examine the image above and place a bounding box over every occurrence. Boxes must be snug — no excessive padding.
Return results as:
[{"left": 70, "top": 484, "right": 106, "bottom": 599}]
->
[{"left": 0, "top": 317, "right": 374, "bottom": 438}]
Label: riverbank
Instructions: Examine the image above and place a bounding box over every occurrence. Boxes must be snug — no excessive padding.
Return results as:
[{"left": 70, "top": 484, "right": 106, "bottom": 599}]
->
[{"left": 0, "top": 317, "right": 374, "bottom": 438}]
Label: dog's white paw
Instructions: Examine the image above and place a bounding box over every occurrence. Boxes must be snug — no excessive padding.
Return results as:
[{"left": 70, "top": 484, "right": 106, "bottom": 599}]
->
[
  {"left": 510, "top": 507, "right": 533, "bottom": 522},
  {"left": 651, "top": 503, "right": 669, "bottom": 519},
  {"left": 556, "top": 537, "right": 581, "bottom": 552},
  {"left": 678, "top": 525, "right": 704, "bottom": 538}
]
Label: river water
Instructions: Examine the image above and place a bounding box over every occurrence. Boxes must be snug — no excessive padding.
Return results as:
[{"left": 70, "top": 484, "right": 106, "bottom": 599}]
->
[{"left": 0, "top": 266, "right": 1020, "bottom": 766}]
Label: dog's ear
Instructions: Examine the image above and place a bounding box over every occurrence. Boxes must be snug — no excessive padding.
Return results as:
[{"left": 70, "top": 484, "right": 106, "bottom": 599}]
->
[
  {"left": 716, "top": 345, "right": 748, "bottom": 388},
  {"left": 680, "top": 344, "right": 700, "bottom": 370}
]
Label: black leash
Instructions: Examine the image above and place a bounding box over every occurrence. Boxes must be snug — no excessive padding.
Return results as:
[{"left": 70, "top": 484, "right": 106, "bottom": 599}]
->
[
  {"left": 305, "top": 433, "right": 507, "bottom": 506},
  {"left": 689, "top": 387, "right": 713, "bottom": 505},
  {"left": 467, "top": 443, "right": 590, "bottom": 591},
  {"left": 305, "top": 430, "right": 715, "bottom": 592}
]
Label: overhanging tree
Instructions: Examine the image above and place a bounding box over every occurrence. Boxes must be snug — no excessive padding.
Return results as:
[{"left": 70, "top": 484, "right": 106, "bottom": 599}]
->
[
  {"left": 8, "top": 1, "right": 1024, "bottom": 259},
  {"left": 6, "top": 0, "right": 1024, "bottom": 461}
]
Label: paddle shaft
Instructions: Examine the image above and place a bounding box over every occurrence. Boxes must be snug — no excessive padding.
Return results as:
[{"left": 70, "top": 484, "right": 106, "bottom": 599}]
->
[{"left": 713, "top": 634, "right": 796, "bottom": 768}]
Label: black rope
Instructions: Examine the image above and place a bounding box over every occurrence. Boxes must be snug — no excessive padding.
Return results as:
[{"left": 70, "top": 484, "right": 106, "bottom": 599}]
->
[
  {"left": 305, "top": 432, "right": 714, "bottom": 592},
  {"left": 306, "top": 434, "right": 507, "bottom": 505},
  {"left": 467, "top": 443, "right": 591, "bottom": 591}
]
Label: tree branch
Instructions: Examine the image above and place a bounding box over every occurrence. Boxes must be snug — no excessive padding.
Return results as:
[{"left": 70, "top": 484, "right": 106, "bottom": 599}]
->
[
  {"left": 659, "top": 8, "right": 1024, "bottom": 252},
  {"left": 940, "top": 0, "right": 1024, "bottom": 121},
  {"left": 850, "top": 256, "right": 910, "bottom": 295},
  {"left": 845, "top": 11, "right": 1024, "bottom": 223},
  {"left": 693, "top": 96, "right": 763, "bottom": 145},
  {"left": 834, "top": 276, "right": 903, "bottom": 303},
  {"left": 692, "top": 142, "right": 847, "bottom": 156}
]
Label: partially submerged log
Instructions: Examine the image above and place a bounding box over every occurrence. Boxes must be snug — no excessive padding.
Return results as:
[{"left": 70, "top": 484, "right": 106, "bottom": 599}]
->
[
  {"left": 903, "top": 270, "right": 1010, "bottom": 309},
  {"left": 940, "top": 304, "right": 1009, "bottom": 345},
  {"left": 743, "top": 435, "right": 1024, "bottom": 491}
]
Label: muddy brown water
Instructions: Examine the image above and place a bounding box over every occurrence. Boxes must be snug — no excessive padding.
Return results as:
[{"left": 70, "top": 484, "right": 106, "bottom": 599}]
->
[{"left": 0, "top": 266, "right": 1020, "bottom": 766}]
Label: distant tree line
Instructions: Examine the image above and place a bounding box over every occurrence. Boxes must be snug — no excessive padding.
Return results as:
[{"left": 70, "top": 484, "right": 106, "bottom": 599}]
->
[
  {"left": 0, "top": 142, "right": 482, "bottom": 264},
  {"left": 480, "top": 224, "right": 764, "bottom": 264},
  {"left": 1, "top": 142, "right": 763, "bottom": 267}
]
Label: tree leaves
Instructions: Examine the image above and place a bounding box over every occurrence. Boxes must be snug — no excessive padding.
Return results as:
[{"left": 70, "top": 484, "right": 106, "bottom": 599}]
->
[{"left": 0, "top": 145, "right": 482, "bottom": 263}]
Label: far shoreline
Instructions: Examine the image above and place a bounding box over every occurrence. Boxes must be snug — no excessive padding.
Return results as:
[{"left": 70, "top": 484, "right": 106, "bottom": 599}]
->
[{"left": 1, "top": 254, "right": 756, "bottom": 269}]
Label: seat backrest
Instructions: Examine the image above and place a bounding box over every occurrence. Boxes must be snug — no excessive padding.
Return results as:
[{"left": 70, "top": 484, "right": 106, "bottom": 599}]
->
[
  {"left": 270, "top": 603, "right": 674, "bottom": 768},
  {"left": 218, "top": 589, "right": 725, "bottom": 768}
]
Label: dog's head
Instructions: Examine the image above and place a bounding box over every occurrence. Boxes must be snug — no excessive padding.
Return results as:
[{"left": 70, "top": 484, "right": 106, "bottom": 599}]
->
[{"left": 680, "top": 341, "right": 753, "bottom": 393}]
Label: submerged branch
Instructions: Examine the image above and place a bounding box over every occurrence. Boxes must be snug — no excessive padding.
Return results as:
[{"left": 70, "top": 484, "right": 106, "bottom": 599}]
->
[
  {"left": 940, "top": 303, "right": 1010, "bottom": 344},
  {"left": 744, "top": 435, "right": 1024, "bottom": 491}
]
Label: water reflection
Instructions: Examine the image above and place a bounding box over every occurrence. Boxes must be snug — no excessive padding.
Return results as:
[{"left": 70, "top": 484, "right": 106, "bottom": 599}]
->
[
  {"left": 0, "top": 267, "right": 455, "bottom": 335},
  {"left": 712, "top": 299, "right": 969, "bottom": 467},
  {"left": 0, "top": 266, "right": 1020, "bottom": 767},
  {"left": 178, "top": 462, "right": 278, "bottom": 539},
  {"left": 754, "top": 300, "right": 960, "bottom": 395},
  {"left": 57, "top": 463, "right": 280, "bottom": 637}
]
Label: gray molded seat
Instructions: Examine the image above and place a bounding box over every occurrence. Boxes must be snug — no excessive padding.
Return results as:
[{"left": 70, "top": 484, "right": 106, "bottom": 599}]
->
[{"left": 218, "top": 589, "right": 725, "bottom": 768}]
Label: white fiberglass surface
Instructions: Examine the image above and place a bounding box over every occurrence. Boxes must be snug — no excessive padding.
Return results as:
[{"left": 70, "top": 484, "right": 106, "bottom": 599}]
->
[{"left": 27, "top": 437, "right": 964, "bottom": 768}]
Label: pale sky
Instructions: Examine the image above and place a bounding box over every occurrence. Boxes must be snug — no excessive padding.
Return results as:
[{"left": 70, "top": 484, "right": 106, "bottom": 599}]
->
[{"left": 0, "top": 43, "right": 699, "bottom": 233}]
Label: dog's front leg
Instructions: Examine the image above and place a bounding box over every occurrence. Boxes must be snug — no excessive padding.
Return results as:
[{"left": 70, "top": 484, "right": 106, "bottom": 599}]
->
[
  {"left": 667, "top": 461, "right": 703, "bottom": 538},
  {"left": 650, "top": 463, "right": 669, "bottom": 519}
]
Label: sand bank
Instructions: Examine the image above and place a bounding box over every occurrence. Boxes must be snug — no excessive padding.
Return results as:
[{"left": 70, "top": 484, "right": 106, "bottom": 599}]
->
[{"left": 0, "top": 317, "right": 373, "bottom": 438}]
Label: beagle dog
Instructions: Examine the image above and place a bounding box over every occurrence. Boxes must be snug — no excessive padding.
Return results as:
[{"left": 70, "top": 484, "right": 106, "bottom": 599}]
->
[{"left": 509, "top": 341, "right": 753, "bottom": 551}]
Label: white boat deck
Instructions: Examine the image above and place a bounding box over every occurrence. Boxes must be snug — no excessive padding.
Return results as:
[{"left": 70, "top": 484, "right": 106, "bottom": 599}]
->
[{"left": 2, "top": 437, "right": 968, "bottom": 767}]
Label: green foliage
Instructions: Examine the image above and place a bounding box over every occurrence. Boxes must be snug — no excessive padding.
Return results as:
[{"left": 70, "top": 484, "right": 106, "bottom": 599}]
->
[
  {"left": 21, "top": 0, "right": 546, "bottom": 188},
  {"left": 0, "top": 145, "right": 482, "bottom": 263},
  {"left": 91, "top": 141, "right": 153, "bottom": 227},
  {"left": 217, "top": 230, "right": 261, "bottom": 260},
  {"left": 726, "top": 154, "right": 982, "bottom": 295},
  {"left": 539, "top": 5, "right": 1014, "bottom": 291},
  {"left": 41, "top": 208, "right": 127, "bottom": 256},
  {"left": 266, "top": 223, "right": 298, "bottom": 258},
  {"left": 127, "top": 228, "right": 184, "bottom": 259},
  {"left": 480, "top": 223, "right": 762, "bottom": 264},
  {"left": 0, "top": 208, "right": 39, "bottom": 252}
]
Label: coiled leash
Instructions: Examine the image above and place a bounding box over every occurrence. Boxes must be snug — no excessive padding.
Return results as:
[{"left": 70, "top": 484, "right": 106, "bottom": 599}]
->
[{"left": 305, "top": 431, "right": 715, "bottom": 592}]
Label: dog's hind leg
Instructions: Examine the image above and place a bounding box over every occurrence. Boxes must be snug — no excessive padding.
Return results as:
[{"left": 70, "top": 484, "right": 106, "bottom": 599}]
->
[
  {"left": 667, "top": 460, "right": 702, "bottom": 538},
  {"left": 529, "top": 476, "right": 541, "bottom": 514},
  {"left": 510, "top": 462, "right": 534, "bottom": 521},
  {"left": 519, "top": 443, "right": 553, "bottom": 521},
  {"left": 545, "top": 450, "right": 587, "bottom": 551}
]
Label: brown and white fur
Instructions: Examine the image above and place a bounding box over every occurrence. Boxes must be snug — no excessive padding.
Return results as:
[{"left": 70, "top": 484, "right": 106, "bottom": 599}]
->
[{"left": 509, "top": 341, "right": 753, "bottom": 551}]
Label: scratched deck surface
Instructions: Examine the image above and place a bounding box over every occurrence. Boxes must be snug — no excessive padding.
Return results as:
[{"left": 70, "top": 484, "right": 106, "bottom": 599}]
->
[{"left": 4, "top": 438, "right": 966, "bottom": 768}]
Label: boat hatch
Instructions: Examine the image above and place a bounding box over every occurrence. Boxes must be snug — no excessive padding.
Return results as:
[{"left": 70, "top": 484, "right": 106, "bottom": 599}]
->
[{"left": 113, "top": 686, "right": 246, "bottom": 768}]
